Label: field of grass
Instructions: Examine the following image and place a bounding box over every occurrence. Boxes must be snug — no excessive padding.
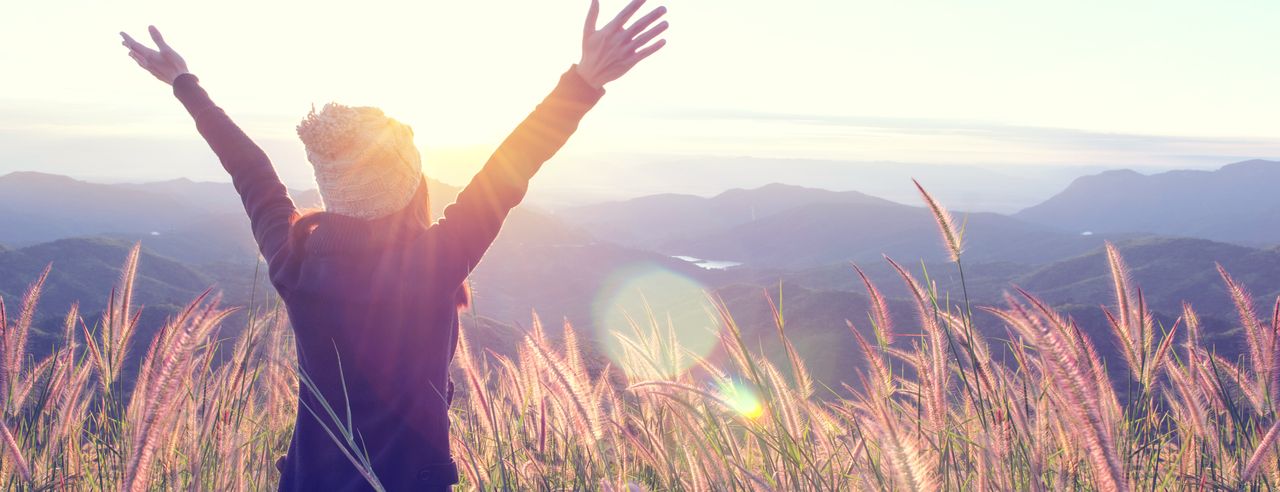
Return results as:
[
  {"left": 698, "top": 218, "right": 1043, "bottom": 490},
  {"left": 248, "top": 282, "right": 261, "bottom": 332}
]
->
[{"left": 5, "top": 185, "right": 1280, "bottom": 490}]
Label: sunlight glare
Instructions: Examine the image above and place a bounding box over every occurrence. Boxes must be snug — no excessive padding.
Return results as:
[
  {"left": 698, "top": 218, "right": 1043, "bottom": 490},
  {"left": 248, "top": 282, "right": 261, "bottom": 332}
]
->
[
  {"left": 717, "top": 380, "right": 764, "bottom": 420},
  {"left": 591, "top": 264, "right": 721, "bottom": 380}
]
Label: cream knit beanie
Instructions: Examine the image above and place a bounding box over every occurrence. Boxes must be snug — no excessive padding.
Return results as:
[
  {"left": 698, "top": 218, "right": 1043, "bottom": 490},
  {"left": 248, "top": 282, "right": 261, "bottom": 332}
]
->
[{"left": 296, "top": 103, "right": 423, "bottom": 220}]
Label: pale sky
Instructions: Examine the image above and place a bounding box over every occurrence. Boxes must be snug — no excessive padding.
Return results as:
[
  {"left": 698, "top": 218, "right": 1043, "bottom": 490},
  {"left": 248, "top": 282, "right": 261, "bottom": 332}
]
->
[{"left": 3, "top": 0, "right": 1280, "bottom": 206}]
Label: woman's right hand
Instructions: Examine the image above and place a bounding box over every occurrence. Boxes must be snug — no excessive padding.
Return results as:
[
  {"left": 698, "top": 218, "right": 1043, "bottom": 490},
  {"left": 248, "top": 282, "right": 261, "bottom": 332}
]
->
[
  {"left": 120, "top": 26, "right": 190, "bottom": 86},
  {"left": 577, "top": 0, "right": 669, "bottom": 89}
]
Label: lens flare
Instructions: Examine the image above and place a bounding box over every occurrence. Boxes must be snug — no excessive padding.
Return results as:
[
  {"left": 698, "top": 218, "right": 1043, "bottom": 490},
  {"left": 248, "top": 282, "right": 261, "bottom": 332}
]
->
[
  {"left": 591, "top": 264, "right": 721, "bottom": 380},
  {"left": 718, "top": 380, "right": 764, "bottom": 420}
]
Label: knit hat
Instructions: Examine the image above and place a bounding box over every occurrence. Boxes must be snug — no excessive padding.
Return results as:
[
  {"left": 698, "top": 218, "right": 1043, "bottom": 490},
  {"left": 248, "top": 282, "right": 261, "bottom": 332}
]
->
[{"left": 296, "top": 103, "right": 423, "bottom": 220}]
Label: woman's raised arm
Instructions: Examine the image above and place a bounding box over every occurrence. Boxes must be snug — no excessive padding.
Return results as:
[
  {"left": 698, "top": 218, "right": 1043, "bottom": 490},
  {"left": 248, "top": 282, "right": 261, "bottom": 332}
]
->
[
  {"left": 425, "top": 0, "right": 668, "bottom": 286},
  {"left": 121, "top": 26, "right": 298, "bottom": 274}
]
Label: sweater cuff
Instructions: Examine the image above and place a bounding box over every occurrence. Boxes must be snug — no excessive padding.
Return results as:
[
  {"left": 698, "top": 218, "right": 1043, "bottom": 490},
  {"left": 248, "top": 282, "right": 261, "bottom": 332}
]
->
[
  {"left": 560, "top": 66, "right": 607, "bottom": 105},
  {"left": 173, "top": 73, "right": 216, "bottom": 119}
]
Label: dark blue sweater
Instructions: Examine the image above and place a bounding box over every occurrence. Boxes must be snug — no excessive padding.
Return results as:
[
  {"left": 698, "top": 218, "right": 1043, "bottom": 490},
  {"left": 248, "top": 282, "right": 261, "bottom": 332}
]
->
[{"left": 173, "top": 68, "right": 604, "bottom": 491}]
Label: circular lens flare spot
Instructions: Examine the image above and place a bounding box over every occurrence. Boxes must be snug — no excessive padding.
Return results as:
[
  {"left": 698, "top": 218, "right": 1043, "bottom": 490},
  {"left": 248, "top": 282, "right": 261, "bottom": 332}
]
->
[
  {"left": 718, "top": 380, "right": 764, "bottom": 420},
  {"left": 591, "top": 264, "right": 721, "bottom": 380}
]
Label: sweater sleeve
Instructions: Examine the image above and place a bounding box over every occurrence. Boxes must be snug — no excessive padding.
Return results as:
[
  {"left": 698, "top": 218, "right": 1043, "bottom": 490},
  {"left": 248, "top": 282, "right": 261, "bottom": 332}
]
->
[
  {"left": 173, "top": 74, "right": 299, "bottom": 273},
  {"left": 425, "top": 67, "right": 604, "bottom": 285}
]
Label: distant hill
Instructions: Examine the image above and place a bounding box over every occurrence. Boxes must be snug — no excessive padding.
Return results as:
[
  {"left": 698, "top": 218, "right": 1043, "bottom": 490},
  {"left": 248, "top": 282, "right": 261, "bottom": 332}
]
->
[
  {"left": 0, "top": 237, "right": 218, "bottom": 317},
  {"left": 662, "top": 200, "right": 1123, "bottom": 268},
  {"left": 0, "top": 172, "right": 201, "bottom": 245},
  {"left": 558, "top": 183, "right": 902, "bottom": 248},
  {"left": 8, "top": 168, "right": 1280, "bottom": 394},
  {"left": 560, "top": 182, "right": 1140, "bottom": 269},
  {"left": 0, "top": 171, "right": 603, "bottom": 265},
  {"left": 470, "top": 240, "right": 712, "bottom": 328},
  {"left": 1018, "top": 237, "right": 1280, "bottom": 319},
  {"left": 777, "top": 236, "right": 1278, "bottom": 332},
  {"left": 0, "top": 237, "right": 267, "bottom": 369},
  {"left": 1016, "top": 160, "right": 1280, "bottom": 245}
]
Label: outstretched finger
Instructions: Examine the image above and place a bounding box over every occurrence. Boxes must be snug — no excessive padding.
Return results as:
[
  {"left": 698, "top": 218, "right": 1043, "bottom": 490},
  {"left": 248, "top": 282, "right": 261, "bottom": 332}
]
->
[
  {"left": 623, "top": 38, "right": 666, "bottom": 67},
  {"left": 148, "top": 25, "right": 173, "bottom": 51},
  {"left": 120, "top": 32, "right": 143, "bottom": 50},
  {"left": 627, "top": 21, "right": 668, "bottom": 50},
  {"left": 584, "top": 0, "right": 600, "bottom": 37},
  {"left": 604, "top": 0, "right": 646, "bottom": 32},
  {"left": 120, "top": 32, "right": 157, "bottom": 56},
  {"left": 624, "top": 6, "right": 666, "bottom": 36},
  {"left": 128, "top": 51, "right": 149, "bottom": 69}
]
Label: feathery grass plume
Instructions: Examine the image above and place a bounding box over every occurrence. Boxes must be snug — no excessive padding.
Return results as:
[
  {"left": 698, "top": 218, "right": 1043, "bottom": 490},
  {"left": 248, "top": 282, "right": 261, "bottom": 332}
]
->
[
  {"left": 1103, "top": 243, "right": 1150, "bottom": 385},
  {"left": 526, "top": 332, "right": 603, "bottom": 440},
  {"left": 847, "top": 320, "right": 893, "bottom": 399},
  {"left": 2, "top": 264, "right": 48, "bottom": 408},
  {"left": 852, "top": 263, "right": 894, "bottom": 345},
  {"left": 883, "top": 256, "right": 941, "bottom": 338},
  {"left": 867, "top": 395, "right": 937, "bottom": 492},
  {"left": 1271, "top": 297, "right": 1280, "bottom": 406},
  {"left": 91, "top": 243, "right": 144, "bottom": 395},
  {"left": 455, "top": 326, "right": 496, "bottom": 437},
  {"left": 1104, "top": 243, "right": 1133, "bottom": 337},
  {"left": 1183, "top": 302, "right": 1201, "bottom": 357},
  {"left": 628, "top": 381, "right": 736, "bottom": 413},
  {"left": 562, "top": 319, "right": 589, "bottom": 387},
  {"left": 0, "top": 419, "right": 30, "bottom": 483},
  {"left": 1074, "top": 325, "right": 1122, "bottom": 426},
  {"left": 1218, "top": 264, "right": 1268, "bottom": 377},
  {"left": 1206, "top": 351, "right": 1265, "bottom": 414},
  {"left": 998, "top": 292, "right": 1127, "bottom": 491},
  {"left": 123, "top": 293, "right": 230, "bottom": 492},
  {"left": 1146, "top": 321, "right": 1179, "bottom": 389},
  {"left": 1165, "top": 360, "right": 1220, "bottom": 452},
  {"left": 1243, "top": 417, "right": 1280, "bottom": 482},
  {"left": 912, "top": 179, "right": 963, "bottom": 262},
  {"left": 764, "top": 290, "right": 814, "bottom": 398}
]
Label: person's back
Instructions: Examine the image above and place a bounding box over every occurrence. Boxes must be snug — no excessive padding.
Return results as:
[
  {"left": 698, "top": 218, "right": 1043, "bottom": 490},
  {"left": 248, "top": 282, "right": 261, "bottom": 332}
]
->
[
  {"left": 279, "top": 203, "right": 466, "bottom": 490},
  {"left": 119, "top": 1, "right": 668, "bottom": 489}
]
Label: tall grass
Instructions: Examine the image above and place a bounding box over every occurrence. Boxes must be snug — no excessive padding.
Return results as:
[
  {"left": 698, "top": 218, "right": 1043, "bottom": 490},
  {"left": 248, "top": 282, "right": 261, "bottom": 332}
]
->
[
  {"left": 1, "top": 244, "right": 296, "bottom": 490},
  {"left": 4, "top": 185, "right": 1280, "bottom": 489}
]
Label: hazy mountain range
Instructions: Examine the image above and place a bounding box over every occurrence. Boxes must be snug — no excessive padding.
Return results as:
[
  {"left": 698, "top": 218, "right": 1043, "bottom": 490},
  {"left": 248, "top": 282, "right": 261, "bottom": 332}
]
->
[
  {"left": 4, "top": 159, "right": 1279, "bottom": 392},
  {"left": 1017, "top": 159, "right": 1280, "bottom": 244}
]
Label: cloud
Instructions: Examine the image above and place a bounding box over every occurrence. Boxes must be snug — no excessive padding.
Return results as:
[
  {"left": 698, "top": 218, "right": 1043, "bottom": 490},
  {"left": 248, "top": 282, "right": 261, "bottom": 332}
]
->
[{"left": 662, "top": 109, "right": 1280, "bottom": 164}]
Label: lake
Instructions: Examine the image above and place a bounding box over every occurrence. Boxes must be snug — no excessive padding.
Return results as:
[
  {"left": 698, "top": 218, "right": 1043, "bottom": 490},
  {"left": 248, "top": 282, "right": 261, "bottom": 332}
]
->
[{"left": 672, "top": 255, "right": 743, "bottom": 270}]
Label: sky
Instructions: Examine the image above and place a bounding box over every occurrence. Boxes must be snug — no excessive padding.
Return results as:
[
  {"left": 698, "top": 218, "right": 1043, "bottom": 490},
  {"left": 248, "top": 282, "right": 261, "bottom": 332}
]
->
[{"left": 3, "top": 0, "right": 1280, "bottom": 209}]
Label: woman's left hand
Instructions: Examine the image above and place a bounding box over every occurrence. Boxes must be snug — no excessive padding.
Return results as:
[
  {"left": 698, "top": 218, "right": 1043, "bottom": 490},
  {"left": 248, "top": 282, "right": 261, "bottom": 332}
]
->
[
  {"left": 120, "top": 25, "right": 190, "bottom": 86},
  {"left": 577, "top": 0, "right": 669, "bottom": 89}
]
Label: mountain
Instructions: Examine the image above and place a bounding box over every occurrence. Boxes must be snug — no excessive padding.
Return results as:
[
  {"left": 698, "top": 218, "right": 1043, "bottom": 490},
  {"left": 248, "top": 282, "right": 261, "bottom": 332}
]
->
[
  {"left": 780, "top": 235, "right": 1280, "bottom": 320},
  {"left": 0, "top": 236, "right": 265, "bottom": 367},
  {"left": 557, "top": 183, "right": 902, "bottom": 248},
  {"left": 0, "top": 171, "right": 539, "bottom": 264},
  {"left": 0, "top": 237, "right": 220, "bottom": 318},
  {"left": 535, "top": 155, "right": 1105, "bottom": 213},
  {"left": 10, "top": 168, "right": 1280, "bottom": 394},
  {"left": 0, "top": 172, "right": 202, "bottom": 245},
  {"left": 662, "top": 200, "right": 1121, "bottom": 268},
  {"left": 469, "top": 239, "right": 713, "bottom": 328},
  {"left": 1016, "top": 160, "right": 1280, "bottom": 245},
  {"left": 1018, "top": 237, "right": 1280, "bottom": 321},
  {"left": 560, "top": 182, "right": 1141, "bottom": 269}
]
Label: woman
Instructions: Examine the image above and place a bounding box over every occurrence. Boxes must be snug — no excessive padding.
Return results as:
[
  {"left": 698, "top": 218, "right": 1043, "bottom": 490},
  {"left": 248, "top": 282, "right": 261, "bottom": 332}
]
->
[{"left": 119, "top": 1, "right": 667, "bottom": 489}]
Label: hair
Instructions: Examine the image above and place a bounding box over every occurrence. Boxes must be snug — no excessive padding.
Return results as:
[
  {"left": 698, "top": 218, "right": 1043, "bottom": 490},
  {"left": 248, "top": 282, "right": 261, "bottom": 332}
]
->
[{"left": 288, "top": 176, "right": 471, "bottom": 310}]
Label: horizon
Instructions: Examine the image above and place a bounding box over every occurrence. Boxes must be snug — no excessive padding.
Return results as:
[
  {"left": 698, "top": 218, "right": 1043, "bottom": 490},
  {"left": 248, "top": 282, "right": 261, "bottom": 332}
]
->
[
  {"left": 5, "top": 0, "right": 1280, "bottom": 211},
  {"left": 2, "top": 156, "right": 1276, "bottom": 214}
]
